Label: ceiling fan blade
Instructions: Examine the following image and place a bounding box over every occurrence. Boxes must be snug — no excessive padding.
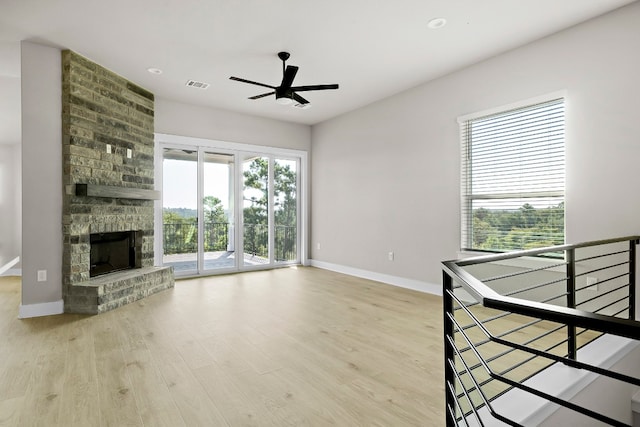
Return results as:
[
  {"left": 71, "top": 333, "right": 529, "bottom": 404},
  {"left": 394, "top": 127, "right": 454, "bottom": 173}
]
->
[
  {"left": 229, "top": 76, "right": 275, "bottom": 90},
  {"left": 290, "top": 84, "right": 339, "bottom": 92},
  {"left": 249, "top": 91, "right": 275, "bottom": 100},
  {"left": 281, "top": 65, "right": 299, "bottom": 89},
  {"left": 292, "top": 93, "right": 309, "bottom": 105}
]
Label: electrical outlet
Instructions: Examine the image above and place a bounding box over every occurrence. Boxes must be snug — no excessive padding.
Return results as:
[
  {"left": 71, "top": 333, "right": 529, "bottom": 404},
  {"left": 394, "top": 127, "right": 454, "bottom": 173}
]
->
[
  {"left": 37, "top": 270, "right": 47, "bottom": 282},
  {"left": 316, "top": 243, "right": 321, "bottom": 250},
  {"left": 388, "top": 251, "right": 394, "bottom": 261},
  {"left": 586, "top": 276, "right": 598, "bottom": 292},
  {"left": 126, "top": 148, "right": 132, "bottom": 158},
  {"left": 106, "top": 144, "right": 111, "bottom": 154}
]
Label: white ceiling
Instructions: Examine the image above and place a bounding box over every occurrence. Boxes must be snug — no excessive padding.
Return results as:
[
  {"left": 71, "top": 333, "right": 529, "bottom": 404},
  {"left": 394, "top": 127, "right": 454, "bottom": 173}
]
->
[{"left": 0, "top": 0, "right": 636, "bottom": 145}]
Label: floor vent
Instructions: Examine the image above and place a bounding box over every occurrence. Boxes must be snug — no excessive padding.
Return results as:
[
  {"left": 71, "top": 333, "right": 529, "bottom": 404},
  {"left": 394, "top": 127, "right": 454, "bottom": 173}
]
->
[{"left": 185, "top": 80, "right": 210, "bottom": 90}]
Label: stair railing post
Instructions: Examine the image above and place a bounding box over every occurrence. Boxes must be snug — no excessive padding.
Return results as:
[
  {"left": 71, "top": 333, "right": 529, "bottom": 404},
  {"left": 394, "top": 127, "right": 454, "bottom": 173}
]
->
[
  {"left": 629, "top": 239, "right": 637, "bottom": 320},
  {"left": 566, "top": 248, "right": 577, "bottom": 360},
  {"left": 443, "top": 270, "right": 457, "bottom": 427}
]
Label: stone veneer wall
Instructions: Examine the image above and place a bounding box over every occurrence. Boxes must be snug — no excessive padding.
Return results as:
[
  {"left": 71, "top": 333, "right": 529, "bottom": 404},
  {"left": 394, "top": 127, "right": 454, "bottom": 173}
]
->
[{"left": 61, "top": 50, "right": 173, "bottom": 314}]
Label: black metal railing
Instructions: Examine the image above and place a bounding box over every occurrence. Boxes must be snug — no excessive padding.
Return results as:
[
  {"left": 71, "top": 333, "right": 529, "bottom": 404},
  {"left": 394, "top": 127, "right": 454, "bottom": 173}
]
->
[
  {"left": 275, "top": 224, "right": 297, "bottom": 262},
  {"left": 163, "top": 221, "right": 229, "bottom": 254},
  {"left": 163, "top": 222, "right": 296, "bottom": 261},
  {"left": 243, "top": 223, "right": 268, "bottom": 258},
  {"left": 241, "top": 223, "right": 297, "bottom": 261},
  {"left": 443, "top": 236, "right": 640, "bottom": 426},
  {"left": 206, "top": 221, "right": 229, "bottom": 251}
]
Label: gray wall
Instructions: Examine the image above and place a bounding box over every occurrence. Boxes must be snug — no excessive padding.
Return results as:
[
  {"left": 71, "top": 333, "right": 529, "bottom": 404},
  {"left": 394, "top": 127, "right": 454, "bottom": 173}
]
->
[
  {"left": 13, "top": 143, "right": 21, "bottom": 268},
  {"left": 0, "top": 41, "right": 21, "bottom": 271},
  {"left": 155, "top": 98, "right": 311, "bottom": 152},
  {"left": 0, "top": 144, "right": 20, "bottom": 267},
  {"left": 21, "top": 41, "right": 63, "bottom": 308},
  {"left": 310, "top": 2, "right": 640, "bottom": 286}
]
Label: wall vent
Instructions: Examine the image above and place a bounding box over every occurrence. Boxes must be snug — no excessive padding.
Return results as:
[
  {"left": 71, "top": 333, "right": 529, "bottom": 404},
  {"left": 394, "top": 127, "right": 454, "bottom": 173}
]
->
[{"left": 185, "top": 80, "right": 210, "bottom": 90}]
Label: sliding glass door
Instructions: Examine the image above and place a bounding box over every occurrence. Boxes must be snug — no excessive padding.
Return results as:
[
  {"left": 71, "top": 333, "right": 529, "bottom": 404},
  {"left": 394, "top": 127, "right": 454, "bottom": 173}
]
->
[
  {"left": 160, "top": 143, "right": 301, "bottom": 276},
  {"left": 162, "top": 147, "right": 199, "bottom": 274},
  {"left": 242, "top": 156, "right": 270, "bottom": 267},
  {"left": 202, "top": 152, "right": 235, "bottom": 272},
  {"left": 274, "top": 158, "right": 297, "bottom": 264}
]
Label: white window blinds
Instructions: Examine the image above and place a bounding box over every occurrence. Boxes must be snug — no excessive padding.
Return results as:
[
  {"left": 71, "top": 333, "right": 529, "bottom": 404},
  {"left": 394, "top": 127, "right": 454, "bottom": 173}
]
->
[{"left": 460, "top": 97, "right": 565, "bottom": 252}]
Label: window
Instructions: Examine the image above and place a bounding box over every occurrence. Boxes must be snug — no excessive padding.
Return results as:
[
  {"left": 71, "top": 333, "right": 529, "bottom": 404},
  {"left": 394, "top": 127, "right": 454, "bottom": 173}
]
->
[{"left": 460, "top": 97, "right": 565, "bottom": 253}]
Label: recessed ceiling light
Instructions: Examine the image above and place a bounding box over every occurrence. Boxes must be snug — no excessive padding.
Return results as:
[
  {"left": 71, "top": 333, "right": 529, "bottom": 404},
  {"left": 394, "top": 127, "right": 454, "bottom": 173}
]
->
[
  {"left": 147, "top": 67, "right": 163, "bottom": 75},
  {"left": 427, "top": 17, "right": 447, "bottom": 29}
]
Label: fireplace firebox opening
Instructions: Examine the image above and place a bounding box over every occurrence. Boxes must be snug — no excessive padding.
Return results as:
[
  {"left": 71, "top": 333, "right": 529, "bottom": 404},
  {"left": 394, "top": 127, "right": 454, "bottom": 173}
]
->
[{"left": 90, "top": 231, "right": 142, "bottom": 277}]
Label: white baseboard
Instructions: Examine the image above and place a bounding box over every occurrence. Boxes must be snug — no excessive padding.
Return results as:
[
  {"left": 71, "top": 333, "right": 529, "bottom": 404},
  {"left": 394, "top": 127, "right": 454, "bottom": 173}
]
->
[
  {"left": 19, "top": 299, "right": 64, "bottom": 319},
  {"left": 0, "top": 257, "right": 20, "bottom": 276},
  {"left": 309, "top": 259, "right": 442, "bottom": 296}
]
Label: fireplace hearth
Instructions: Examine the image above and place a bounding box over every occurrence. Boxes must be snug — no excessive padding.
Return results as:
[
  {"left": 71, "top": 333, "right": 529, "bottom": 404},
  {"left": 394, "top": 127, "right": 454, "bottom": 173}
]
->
[{"left": 90, "top": 231, "right": 142, "bottom": 277}]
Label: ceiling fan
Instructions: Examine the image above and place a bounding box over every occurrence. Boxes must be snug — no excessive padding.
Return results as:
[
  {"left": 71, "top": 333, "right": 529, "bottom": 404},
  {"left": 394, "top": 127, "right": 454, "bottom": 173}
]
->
[{"left": 229, "top": 52, "right": 339, "bottom": 107}]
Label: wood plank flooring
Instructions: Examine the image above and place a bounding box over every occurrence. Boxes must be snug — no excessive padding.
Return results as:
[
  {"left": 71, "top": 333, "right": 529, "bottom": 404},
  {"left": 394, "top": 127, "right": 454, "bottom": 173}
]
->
[{"left": 0, "top": 267, "right": 445, "bottom": 426}]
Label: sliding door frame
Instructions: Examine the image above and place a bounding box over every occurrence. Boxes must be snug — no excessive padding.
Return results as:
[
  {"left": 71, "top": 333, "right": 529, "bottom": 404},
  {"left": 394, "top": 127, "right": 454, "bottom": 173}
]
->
[{"left": 154, "top": 133, "right": 309, "bottom": 276}]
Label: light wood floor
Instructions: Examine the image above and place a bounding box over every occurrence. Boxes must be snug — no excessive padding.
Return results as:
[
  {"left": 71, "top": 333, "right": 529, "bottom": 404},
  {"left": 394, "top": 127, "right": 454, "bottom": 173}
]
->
[{"left": 0, "top": 267, "right": 445, "bottom": 426}]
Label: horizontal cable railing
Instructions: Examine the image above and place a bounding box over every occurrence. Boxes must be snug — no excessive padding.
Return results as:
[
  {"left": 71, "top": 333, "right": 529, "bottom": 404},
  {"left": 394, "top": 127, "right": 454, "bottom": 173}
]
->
[{"left": 443, "top": 236, "right": 640, "bottom": 426}]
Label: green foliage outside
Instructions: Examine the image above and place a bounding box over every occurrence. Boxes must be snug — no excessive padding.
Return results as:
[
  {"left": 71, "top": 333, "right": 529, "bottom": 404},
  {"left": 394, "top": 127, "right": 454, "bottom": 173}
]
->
[
  {"left": 163, "top": 158, "right": 297, "bottom": 261},
  {"left": 471, "top": 202, "right": 564, "bottom": 252},
  {"left": 273, "top": 159, "right": 298, "bottom": 261},
  {"left": 165, "top": 207, "right": 196, "bottom": 218},
  {"left": 243, "top": 158, "right": 269, "bottom": 257},
  {"left": 163, "top": 197, "right": 228, "bottom": 255},
  {"left": 243, "top": 158, "right": 297, "bottom": 260},
  {"left": 203, "top": 196, "right": 230, "bottom": 251},
  {"left": 163, "top": 210, "right": 197, "bottom": 255}
]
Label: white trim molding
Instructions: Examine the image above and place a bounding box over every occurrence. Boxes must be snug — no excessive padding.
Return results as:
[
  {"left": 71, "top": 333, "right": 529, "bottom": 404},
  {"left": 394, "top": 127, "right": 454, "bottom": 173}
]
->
[
  {"left": 457, "top": 90, "right": 568, "bottom": 123},
  {"left": 0, "top": 256, "right": 20, "bottom": 276},
  {"left": 310, "top": 259, "right": 442, "bottom": 296},
  {"left": 19, "top": 299, "right": 64, "bottom": 319}
]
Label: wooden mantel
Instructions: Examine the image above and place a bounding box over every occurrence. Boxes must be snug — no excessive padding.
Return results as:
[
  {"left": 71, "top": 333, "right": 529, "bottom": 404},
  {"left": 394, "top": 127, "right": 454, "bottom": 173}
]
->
[{"left": 75, "top": 184, "right": 160, "bottom": 201}]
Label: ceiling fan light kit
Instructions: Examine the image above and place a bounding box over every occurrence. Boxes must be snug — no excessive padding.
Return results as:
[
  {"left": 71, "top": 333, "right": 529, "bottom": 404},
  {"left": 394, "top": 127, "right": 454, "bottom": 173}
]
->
[
  {"left": 230, "top": 51, "right": 339, "bottom": 108},
  {"left": 276, "top": 96, "right": 293, "bottom": 105}
]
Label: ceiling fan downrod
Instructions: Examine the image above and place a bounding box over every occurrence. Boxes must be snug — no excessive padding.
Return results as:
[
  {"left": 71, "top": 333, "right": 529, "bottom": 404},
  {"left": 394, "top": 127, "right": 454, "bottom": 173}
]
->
[{"left": 278, "top": 51, "right": 290, "bottom": 75}]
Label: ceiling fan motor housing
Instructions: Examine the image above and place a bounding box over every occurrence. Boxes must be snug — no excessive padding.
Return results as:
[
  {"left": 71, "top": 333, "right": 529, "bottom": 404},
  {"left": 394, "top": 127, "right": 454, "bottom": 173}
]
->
[
  {"left": 275, "top": 87, "right": 293, "bottom": 104},
  {"left": 275, "top": 87, "right": 292, "bottom": 100}
]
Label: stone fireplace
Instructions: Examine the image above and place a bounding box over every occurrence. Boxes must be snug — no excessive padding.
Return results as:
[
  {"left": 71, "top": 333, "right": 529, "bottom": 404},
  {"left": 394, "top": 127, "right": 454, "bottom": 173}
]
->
[{"left": 62, "top": 50, "right": 173, "bottom": 314}]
